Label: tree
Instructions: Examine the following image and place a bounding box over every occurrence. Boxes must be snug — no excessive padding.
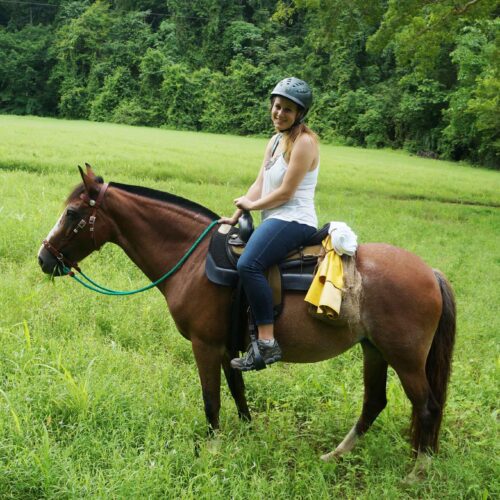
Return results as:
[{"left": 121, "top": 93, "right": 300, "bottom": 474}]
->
[
  {"left": 441, "top": 20, "right": 499, "bottom": 166},
  {"left": 0, "top": 25, "right": 56, "bottom": 115},
  {"left": 0, "top": 0, "right": 497, "bottom": 166}
]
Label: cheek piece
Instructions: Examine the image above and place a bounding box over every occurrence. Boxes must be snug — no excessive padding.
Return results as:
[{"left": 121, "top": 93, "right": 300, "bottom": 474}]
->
[{"left": 42, "top": 183, "right": 109, "bottom": 274}]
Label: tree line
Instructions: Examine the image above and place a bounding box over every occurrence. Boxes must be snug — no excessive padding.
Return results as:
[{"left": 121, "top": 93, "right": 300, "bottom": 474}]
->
[{"left": 0, "top": 0, "right": 498, "bottom": 167}]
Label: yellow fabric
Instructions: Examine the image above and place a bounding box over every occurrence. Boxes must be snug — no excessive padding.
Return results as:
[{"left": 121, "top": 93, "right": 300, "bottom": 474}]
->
[{"left": 304, "top": 236, "right": 343, "bottom": 319}]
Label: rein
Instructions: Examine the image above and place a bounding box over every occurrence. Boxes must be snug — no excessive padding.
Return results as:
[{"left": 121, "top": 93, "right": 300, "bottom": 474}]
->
[
  {"left": 64, "top": 220, "right": 218, "bottom": 296},
  {"left": 43, "top": 182, "right": 219, "bottom": 296}
]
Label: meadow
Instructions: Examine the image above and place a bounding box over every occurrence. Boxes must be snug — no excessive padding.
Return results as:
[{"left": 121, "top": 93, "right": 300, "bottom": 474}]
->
[{"left": 0, "top": 115, "right": 498, "bottom": 498}]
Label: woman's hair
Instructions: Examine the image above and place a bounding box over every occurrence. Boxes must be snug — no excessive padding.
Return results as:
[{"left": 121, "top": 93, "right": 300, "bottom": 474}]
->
[{"left": 281, "top": 121, "right": 318, "bottom": 162}]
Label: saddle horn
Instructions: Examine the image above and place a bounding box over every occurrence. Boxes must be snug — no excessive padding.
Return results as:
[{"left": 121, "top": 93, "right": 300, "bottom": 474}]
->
[{"left": 238, "top": 210, "right": 254, "bottom": 243}]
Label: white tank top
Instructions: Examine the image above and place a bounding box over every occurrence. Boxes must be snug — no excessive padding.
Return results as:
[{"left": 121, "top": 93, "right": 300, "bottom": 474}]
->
[{"left": 261, "top": 153, "right": 319, "bottom": 228}]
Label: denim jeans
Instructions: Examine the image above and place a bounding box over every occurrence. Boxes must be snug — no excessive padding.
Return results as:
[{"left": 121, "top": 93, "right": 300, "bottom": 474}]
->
[{"left": 237, "top": 217, "right": 316, "bottom": 325}]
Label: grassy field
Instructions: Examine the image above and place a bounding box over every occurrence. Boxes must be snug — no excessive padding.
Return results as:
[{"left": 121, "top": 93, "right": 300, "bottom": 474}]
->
[{"left": 0, "top": 115, "right": 498, "bottom": 498}]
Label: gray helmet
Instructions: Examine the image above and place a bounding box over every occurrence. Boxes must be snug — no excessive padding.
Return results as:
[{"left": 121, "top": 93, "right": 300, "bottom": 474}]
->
[{"left": 270, "top": 77, "right": 313, "bottom": 116}]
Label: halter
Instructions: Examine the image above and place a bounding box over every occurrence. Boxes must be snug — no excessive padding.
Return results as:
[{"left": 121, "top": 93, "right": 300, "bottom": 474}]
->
[{"left": 42, "top": 182, "right": 109, "bottom": 273}]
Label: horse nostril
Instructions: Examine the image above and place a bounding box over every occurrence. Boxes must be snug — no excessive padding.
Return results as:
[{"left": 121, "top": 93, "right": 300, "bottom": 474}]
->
[{"left": 38, "top": 256, "right": 44, "bottom": 267}]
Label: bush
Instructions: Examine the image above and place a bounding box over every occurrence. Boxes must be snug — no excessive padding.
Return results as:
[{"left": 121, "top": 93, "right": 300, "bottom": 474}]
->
[
  {"left": 58, "top": 79, "right": 89, "bottom": 119},
  {"left": 201, "top": 59, "right": 275, "bottom": 135},
  {"left": 0, "top": 25, "right": 56, "bottom": 115},
  {"left": 89, "top": 67, "right": 135, "bottom": 122},
  {"left": 111, "top": 98, "right": 157, "bottom": 126},
  {"left": 440, "top": 22, "right": 499, "bottom": 167},
  {"left": 161, "top": 64, "right": 210, "bottom": 131}
]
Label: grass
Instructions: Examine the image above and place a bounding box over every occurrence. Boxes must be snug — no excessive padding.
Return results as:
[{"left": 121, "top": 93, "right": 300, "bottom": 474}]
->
[{"left": 0, "top": 114, "right": 499, "bottom": 498}]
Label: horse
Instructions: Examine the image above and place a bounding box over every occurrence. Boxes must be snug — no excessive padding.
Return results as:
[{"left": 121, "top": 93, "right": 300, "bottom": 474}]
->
[{"left": 38, "top": 165, "right": 456, "bottom": 480}]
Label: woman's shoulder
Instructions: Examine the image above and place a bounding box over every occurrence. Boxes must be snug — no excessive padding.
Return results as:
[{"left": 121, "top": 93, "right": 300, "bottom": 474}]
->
[{"left": 294, "top": 132, "right": 318, "bottom": 152}]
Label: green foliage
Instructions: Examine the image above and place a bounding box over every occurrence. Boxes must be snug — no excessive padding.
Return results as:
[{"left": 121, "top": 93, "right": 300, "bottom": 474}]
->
[
  {"left": 441, "top": 20, "right": 500, "bottom": 166},
  {"left": 161, "top": 64, "right": 208, "bottom": 131},
  {"left": 90, "top": 66, "right": 135, "bottom": 122},
  {"left": 201, "top": 59, "right": 273, "bottom": 134},
  {"left": 110, "top": 97, "right": 154, "bottom": 126},
  {"left": 52, "top": 3, "right": 151, "bottom": 120},
  {"left": 0, "top": 0, "right": 498, "bottom": 167},
  {"left": 396, "top": 75, "right": 448, "bottom": 152},
  {"left": 365, "top": 0, "right": 499, "bottom": 165},
  {"left": 135, "top": 47, "right": 168, "bottom": 125},
  {"left": 0, "top": 25, "right": 56, "bottom": 115},
  {"left": 222, "top": 20, "right": 264, "bottom": 63}
]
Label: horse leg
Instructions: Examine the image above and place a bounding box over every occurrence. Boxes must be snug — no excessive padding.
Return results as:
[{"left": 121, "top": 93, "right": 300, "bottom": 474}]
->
[
  {"left": 321, "top": 340, "right": 388, "bottom": 461},
  {"left": 222, "top": 353, "right": 251, "bottom": 421},
  {"left": 191, "top": 338, "right": 224, "bottom": 432},
  {"left": 394, "top": 367, "right": 438, "bottom": 482}
]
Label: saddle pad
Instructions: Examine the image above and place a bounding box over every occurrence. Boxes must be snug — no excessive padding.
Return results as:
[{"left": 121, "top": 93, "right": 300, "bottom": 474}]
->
[{"left": 206, "top": 225, "right": 319, "bottom": 291}]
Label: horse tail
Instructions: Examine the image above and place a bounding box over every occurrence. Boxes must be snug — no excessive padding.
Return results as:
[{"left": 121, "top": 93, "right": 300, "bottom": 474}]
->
[{"left": 412, "top": 269, "right": 456, "bottom": 452}]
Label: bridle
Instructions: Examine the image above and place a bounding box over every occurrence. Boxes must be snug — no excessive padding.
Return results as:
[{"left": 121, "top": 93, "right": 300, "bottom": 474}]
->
[
  {"left": 41, "top": 181, "right": 218, "bottom": 295},
  {"left": 42, "top": 183, "right": 109, "bottom": 273}
]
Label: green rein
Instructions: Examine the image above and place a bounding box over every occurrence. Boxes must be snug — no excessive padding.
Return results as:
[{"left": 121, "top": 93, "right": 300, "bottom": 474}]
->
[{"left": 62, "top": 220, "right": 218, "bottom": 296}]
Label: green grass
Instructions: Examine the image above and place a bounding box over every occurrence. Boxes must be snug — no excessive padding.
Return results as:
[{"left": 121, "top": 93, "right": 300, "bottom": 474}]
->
[{"left": 0, "top": 115, "right": 499, "bottom": 498}]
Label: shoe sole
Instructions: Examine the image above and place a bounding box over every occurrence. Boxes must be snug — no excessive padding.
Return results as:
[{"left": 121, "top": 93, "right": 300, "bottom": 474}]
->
[
  {"left": 266, "top": 355, "right": 281, "bottom": 365},
  {"left": 230, "top": 356, "right": 282, "bottom": 371}
]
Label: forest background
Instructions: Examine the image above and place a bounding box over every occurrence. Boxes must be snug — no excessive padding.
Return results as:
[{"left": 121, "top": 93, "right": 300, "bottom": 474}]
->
[{"left": 0, "top": 0, "right": 498, "bottom": 168}]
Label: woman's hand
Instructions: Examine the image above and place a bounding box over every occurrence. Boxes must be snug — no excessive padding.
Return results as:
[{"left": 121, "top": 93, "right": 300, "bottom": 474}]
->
[
  {"left": 234, "top": 196, "right": 255, "bottom": 211},
  {"left": 218, "top": 208, "right": 243, "bottom": 225},
  {"left": 218, "top": 194, "right": 256, "bottom": 225},
  {"left": 218, "top": 215, "right": 239, "bottom": 225}
]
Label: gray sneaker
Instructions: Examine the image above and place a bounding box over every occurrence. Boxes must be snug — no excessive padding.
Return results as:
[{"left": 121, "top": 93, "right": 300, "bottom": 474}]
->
[{"left": 230, "top": 339, "right": 282, "bottom": 371}]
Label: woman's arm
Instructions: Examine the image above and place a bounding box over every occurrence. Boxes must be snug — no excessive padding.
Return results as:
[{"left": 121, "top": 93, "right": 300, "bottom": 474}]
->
[{"left": 235, "top": 134, "right": 317, "bottom": 212}]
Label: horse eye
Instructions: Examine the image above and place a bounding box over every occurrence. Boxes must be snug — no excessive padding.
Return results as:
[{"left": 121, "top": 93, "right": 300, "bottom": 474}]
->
[{"left": 66, "top": 208, "right": 79, "bottom": 219}]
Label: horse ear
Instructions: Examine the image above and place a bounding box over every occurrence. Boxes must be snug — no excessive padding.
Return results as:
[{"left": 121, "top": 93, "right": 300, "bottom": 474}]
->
[
  {"left": 78, "top": 165, "right": 98, "bottom": 194},
  {"left": 84, "top": 162, "right": 104, "bottom": 184},
  {"left": 85, "top": 162, "right": 96, "bottom": 178}
]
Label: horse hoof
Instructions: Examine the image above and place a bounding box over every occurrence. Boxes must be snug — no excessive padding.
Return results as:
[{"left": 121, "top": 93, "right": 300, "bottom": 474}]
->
[
  {"left": 206, "top": 436, "right": 222, "bottom": 455},
  {"left": 402, "top": 470, "right": 425, "bottom": 486},
  {"left": 320, "top": 451, "right": 341, "bottom": 462},
  {"left": 402, "top": 453, "right": 432, "bottom": 485}
]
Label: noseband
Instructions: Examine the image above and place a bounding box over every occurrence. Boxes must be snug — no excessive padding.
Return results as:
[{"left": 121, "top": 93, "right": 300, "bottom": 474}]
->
[{"left": 43, "top": 183, "right": 109, "bottom": 272}]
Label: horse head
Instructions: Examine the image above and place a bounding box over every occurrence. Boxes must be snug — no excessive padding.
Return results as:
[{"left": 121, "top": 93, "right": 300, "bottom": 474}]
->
[{"left": 38, "top": 163, "right": 110, "bottom": 275}]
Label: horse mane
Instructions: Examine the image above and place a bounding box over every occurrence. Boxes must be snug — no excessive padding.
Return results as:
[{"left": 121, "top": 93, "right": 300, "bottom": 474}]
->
[
  {"left": 110, "top": 182, "right": 220, "bottom": 221},
  {"left": 66, "top": 179, "right": 219, "bottom": 221}
]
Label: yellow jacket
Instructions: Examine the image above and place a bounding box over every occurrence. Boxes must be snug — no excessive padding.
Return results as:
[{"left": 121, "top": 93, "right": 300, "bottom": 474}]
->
[{"left": 304, "top": 236, "right": 343, "bottom": 319}]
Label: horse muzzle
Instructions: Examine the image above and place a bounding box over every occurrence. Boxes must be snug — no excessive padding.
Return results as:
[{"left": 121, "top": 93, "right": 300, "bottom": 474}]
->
[{"left": 37, "top": 245, "right": 65, "bottom": 276}]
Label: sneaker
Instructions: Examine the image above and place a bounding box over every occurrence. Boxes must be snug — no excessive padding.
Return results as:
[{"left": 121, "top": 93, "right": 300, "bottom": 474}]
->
[{"left": 230, "top": 339, "right": 282, "bottom": 371}]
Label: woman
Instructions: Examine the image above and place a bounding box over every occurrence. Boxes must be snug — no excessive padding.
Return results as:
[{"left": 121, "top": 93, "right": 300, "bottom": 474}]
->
[{"left": 219, "top": 77, "right": 320, "bottom": 371}]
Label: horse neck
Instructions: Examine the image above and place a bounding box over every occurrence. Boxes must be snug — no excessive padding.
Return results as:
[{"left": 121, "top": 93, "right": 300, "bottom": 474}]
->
[{"left": 104, "top": 187, "right": 212, "bottom": 284}]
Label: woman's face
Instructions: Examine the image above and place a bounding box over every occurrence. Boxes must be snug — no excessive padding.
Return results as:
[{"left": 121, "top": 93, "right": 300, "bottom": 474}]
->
[{"left": 271, "top": 96, "right": 301, "bottom": 131}]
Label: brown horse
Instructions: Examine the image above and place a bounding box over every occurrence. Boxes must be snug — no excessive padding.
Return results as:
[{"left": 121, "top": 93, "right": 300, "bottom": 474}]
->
[{"left": 38, "top": 166, "right": 456, "bottom": 479}]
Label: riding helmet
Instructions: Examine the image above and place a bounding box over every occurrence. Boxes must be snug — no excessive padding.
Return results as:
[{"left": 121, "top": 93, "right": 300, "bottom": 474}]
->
[{"left": 270, "top": 77, "right": 313, "bottom": 117}]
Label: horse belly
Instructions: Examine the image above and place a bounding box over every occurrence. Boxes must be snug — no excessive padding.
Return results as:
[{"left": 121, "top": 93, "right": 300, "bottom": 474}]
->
[{"left": 274, "top": 293, "right": 362, "bottom": 363}]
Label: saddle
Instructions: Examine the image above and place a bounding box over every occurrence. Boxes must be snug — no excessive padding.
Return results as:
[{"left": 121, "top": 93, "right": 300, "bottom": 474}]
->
[
  {"left": 205, "top": 213, "right": 330, "bottom": 311},
  {"left": 205, "top": 213, "right": 361, "bottom": 369}
]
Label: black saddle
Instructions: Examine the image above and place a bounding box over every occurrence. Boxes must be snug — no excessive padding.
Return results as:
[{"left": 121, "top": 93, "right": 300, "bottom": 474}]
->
[{"left": 205, "top": 211, "right": 329, "bottom": 291}]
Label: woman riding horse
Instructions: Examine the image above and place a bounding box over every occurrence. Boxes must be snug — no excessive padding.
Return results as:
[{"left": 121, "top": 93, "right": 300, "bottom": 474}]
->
[{"left": 220, "top": 77, "right": 320, "bottom": 371}]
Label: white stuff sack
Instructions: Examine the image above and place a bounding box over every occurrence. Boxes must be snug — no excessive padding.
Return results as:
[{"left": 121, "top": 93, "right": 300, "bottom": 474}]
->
[{"left": 328, "top": 222, "right": 358, "bottom": 256}]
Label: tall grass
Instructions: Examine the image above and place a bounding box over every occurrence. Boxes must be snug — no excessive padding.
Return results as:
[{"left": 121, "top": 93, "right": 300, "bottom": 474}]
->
[{"left": 0, "top": 115, "right": 498, "bottom": 498}]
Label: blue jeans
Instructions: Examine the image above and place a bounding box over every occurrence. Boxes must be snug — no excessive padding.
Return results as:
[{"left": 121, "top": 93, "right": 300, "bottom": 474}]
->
[{"left": 237, "top": 218, "right": 316, "bottom": 325}]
